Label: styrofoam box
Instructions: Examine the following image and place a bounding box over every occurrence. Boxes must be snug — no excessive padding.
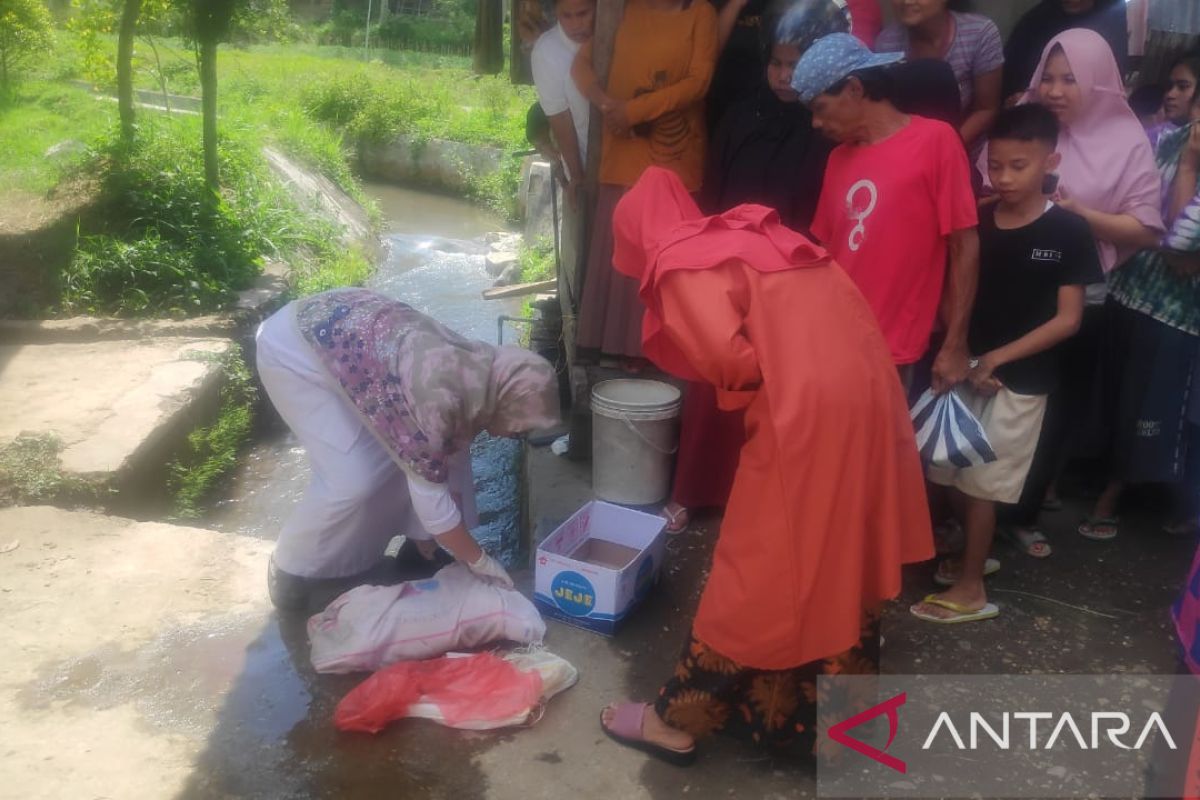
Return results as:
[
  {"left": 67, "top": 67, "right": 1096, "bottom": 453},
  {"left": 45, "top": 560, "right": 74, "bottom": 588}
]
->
[{"left": 533, "top": 500, "right": 667, "bottom": 635}]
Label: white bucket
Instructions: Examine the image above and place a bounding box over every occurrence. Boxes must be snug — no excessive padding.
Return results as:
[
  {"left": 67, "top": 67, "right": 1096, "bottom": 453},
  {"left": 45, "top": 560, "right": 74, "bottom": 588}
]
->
[{"left": 591, "top": 379, "right": 682, "bottom": 506}]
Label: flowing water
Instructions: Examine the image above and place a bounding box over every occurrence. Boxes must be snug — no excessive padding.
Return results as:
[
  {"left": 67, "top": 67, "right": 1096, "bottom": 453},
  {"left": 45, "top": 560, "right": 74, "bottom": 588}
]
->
[{"left": 206, "top": 184, "right": 526, "bottom": 563}]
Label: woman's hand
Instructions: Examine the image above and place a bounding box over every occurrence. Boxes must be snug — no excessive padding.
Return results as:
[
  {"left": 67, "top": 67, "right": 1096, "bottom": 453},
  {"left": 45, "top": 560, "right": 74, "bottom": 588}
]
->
[
  {"left": 467, "top": 552, "right": 515, "bottom": 590},
  {"left": 1182, "top": 123, "right": 1200, "bottom": 173},
  {"left": 603, "top": 99, "right": 632, "bottom": 137},
  {"left": 1053, "top": 184, "right": 1080, "bottom": 215},
  {"left": 1165, "top": 250, "right": 1200, "bottom": 278}
]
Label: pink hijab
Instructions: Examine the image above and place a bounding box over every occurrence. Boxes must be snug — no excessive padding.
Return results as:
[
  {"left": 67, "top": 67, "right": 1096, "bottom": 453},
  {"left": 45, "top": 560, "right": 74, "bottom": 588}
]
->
[{"left": 983, "top": 28, "right": 1163, "bottom": 273}]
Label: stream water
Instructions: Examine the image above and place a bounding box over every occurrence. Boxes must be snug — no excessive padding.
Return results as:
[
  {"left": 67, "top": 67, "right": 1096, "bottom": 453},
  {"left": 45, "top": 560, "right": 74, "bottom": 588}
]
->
[{"left": 206, "top": 184, "right": 526, "bottom": 564}]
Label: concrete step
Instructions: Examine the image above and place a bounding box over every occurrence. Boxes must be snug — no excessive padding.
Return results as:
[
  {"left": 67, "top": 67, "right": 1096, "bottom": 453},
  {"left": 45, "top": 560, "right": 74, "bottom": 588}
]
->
[{"left": 0, "top": 336, "right": 235, "bottom": 509}]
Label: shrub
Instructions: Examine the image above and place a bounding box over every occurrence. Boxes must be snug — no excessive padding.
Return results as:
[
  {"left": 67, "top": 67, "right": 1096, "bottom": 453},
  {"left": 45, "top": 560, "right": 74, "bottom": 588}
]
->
[
  {"left": 61, "top": 118, "right": 324, "bottom": 316},
  {"left": 0, "top": 0, "right": 54, "bottom": 95}
]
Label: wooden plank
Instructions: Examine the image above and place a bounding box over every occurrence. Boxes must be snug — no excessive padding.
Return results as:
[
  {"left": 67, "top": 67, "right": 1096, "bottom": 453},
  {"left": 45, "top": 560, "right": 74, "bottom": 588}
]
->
[{"left": 482, "top": 280, "right": 557, "bottom": 300}]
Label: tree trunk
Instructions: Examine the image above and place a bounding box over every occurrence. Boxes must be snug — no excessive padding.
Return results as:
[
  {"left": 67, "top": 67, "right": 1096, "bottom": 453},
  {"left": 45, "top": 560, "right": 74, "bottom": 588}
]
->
[
  {"left": 117, "top": 0, "right": 142, "bottom": 145},
  {"left": 198, "top": 38, "right": 220, "bottom": 191},
  {"left": 472, "top": 0, "right": 504, "bottom": 75}
]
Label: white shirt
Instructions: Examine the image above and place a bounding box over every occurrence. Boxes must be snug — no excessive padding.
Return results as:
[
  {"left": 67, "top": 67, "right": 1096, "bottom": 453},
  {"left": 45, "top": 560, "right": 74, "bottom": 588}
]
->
[
  {"left": 531, "top": 23, "right": 590, "bottom": 172},
  {"left": 402, "top": 463, "right": 462, "bottom": 536}
]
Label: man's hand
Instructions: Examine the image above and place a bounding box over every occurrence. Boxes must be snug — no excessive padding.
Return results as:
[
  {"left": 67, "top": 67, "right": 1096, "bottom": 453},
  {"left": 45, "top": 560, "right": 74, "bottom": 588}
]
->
[{"left": 931, "top": 343, "right": 970, "bottom": 394}]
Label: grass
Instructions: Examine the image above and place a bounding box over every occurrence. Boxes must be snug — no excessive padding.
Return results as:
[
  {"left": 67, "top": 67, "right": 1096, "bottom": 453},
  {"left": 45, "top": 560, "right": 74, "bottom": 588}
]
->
[
  {"left": 0, "top": 32, "right": 533, "bottom": 316},
  {"left": 167, "top": 347, "right": 257, "bottom": 518},
  {"left": 0, "top": 433, "right": 106, "bottom": 507},
  {"left": 0, "top": 81, "right": 116, "bottom": 194}
]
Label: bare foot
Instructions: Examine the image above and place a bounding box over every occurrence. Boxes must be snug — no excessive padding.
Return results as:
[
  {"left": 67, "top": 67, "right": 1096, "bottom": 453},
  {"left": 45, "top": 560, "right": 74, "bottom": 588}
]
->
[
  {"left": 601, "top": 703, "right": 694, "bottom": 753},
  {"left": 912, "top": 582, "right": 988, "bottom": 621}
]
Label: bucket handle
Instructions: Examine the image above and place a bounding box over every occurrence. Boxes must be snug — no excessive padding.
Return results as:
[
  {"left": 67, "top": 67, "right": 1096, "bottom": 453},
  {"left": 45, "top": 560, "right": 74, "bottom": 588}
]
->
[{"left": 617, "top": 413, "right": 679, "bottom": 456}]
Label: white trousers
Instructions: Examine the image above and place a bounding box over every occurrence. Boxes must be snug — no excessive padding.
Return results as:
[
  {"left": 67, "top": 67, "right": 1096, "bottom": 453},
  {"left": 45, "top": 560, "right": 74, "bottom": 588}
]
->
[{"left": 255, "top": 305, "right": 477, "bottom": 579}]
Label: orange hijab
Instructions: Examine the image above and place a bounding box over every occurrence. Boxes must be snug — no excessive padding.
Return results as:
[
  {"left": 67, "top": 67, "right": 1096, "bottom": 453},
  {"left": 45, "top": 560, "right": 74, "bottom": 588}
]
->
[{"left": 611, "top": 167, "right": 831, "bottom": 380}]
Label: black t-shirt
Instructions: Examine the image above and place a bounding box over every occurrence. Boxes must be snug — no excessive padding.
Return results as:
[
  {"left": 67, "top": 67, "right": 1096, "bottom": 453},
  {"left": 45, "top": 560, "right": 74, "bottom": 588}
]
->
[{"left": 969, "top": 204, "right": 1103, "bottom": 395}]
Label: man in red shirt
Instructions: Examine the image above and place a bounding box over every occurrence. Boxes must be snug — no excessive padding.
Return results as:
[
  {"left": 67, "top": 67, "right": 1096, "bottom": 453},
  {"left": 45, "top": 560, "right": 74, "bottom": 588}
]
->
[{"left": 793, "top": 33, "right": 979, "bottom": 392}]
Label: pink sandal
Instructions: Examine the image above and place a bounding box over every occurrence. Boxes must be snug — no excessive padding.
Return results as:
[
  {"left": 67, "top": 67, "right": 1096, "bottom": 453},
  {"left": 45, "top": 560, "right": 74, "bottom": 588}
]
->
[
  {"left": 661, "top": 504, "right": 690, "bottom": 535},
  {"left": 600, "top": 702, "right": 696, "bottom": 766}
]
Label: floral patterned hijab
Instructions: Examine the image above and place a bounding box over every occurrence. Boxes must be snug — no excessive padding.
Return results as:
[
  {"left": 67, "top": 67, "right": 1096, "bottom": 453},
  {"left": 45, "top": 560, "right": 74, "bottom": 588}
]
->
[{"left": 297, "top": 289, "right": 560, "bottom": 483}]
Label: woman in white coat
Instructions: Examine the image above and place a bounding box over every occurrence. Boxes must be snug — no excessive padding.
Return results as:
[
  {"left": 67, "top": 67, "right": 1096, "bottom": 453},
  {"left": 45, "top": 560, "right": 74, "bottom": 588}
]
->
[{"left": 256, "top": 288, "right": 560, "bottom": 612}]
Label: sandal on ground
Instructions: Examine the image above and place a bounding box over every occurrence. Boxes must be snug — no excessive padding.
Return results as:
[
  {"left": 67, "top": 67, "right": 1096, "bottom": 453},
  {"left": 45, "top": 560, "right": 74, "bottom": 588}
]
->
[
  {"left": 910, "top": 595, "right": 1000, "bottom": 624},
  {"left": 1078, "top": 516, "right": 1119, "bottom": 541},
  {"left": 1005, "top": 527, "right": 1053, "bottom": 558},
  {"left": 933, "top": 557, "right": 1000, "bottom": 587},
  {"left": 600, "top": 702, "right": 696, "bottom": 767},
  {"left": 661, "top": 504, "right": 690, "bottom": 535}
]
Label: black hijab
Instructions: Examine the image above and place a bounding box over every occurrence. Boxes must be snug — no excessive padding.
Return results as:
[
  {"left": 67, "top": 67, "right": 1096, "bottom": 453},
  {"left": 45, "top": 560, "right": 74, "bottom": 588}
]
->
[{"left": 702, "top": 84, "right": 831, "bottom": 233}]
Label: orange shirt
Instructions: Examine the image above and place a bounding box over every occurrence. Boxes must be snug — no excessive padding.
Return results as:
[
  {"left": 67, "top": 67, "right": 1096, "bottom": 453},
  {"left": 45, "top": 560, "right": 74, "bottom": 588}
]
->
[{"left": 574, "top": 0, "right": 718, "bottom": 191}]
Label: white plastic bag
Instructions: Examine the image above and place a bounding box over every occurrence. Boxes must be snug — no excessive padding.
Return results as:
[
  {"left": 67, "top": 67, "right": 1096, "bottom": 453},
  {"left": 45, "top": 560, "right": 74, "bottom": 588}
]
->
[
  {"left": 308, "top": 562, "right": 547, "bottom": 674},
  {"left": 910, "top": 388, "right": 997, "bottom": 469}
]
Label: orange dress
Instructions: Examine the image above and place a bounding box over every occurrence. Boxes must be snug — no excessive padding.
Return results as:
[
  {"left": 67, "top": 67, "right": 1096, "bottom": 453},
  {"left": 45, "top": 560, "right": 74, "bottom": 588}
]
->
[
  {"left": 613, "top": 167, "right": 933, "bottom": 669},
  {"left": 572, "top": 0, "right": 718, "bottom": 191}
]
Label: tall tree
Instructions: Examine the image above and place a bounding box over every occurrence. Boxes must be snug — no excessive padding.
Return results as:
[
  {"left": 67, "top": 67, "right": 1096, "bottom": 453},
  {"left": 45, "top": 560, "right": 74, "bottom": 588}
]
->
[
  {"left": 188, "top": 0, "right": 239, "bottom": 191},
  {"left": 472, "top": 0, "right": 502, "bottom": 74},
  {"left": 116, "top": 0, "right": 142, "bottom": 144}
]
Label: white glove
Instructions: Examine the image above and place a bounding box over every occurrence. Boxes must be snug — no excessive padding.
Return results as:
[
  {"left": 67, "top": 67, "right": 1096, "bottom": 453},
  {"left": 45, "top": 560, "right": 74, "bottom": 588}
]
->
[{"left": 467, "top": 551, "right": 514, "bottom": 590}]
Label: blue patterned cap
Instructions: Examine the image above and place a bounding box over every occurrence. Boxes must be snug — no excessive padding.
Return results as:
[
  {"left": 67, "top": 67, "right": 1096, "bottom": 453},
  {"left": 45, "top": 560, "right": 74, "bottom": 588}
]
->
[{"left": 790, "top": 33, "right": 903, "bottom": 105}]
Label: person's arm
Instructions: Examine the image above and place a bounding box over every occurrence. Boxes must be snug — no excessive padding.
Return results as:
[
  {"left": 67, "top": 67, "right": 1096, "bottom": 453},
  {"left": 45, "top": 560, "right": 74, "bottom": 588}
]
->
[
  {"left": 1169, "top": 124, "right": 1200, "bottom": 225},
  {"left": 959, "top": 67, "right": 1002, "bottom": 147},
  {"left": 546, "top": 110, "right": 585, "bottom": 206},
  {"left": 571, "top": 39, "right": 612, "bottom": 109},
  {"left": 932, "top": 227, "right": 979, "bottom": 393},
  {"left": 716, "top": 0, "right": 748, "bottom": 51},
  {"left": 1057, "top": 193, "right": 1162, "bottom": 252},
  {"left": 969, "top": 284, "right": 1085, "bottom": 394},
  {"left": 623, "top": 4, "right": 719, "bottom": 124},
  {"left": 658, "top": 264, "right": 762, "bottom": 410}
]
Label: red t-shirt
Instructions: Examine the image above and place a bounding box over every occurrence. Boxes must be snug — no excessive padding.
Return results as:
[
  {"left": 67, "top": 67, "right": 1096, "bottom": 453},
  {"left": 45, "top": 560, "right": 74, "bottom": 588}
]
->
[
  {"left": 811, "top": 115, "right": 977, "bottom": 365},
  {"left": 846, "top": 0, "right": 883, "bottom": 48}
]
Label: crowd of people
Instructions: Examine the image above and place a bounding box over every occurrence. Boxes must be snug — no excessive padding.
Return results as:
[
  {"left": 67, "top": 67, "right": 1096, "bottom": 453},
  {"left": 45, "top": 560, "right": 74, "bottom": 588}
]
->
[{"left": 525, "top": 0, "right": 1200, "bottom": 766}]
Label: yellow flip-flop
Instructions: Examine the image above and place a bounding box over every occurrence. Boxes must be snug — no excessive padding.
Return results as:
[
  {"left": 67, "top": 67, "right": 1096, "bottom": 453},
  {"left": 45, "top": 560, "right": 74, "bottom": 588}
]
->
[{"left": 910, "top": 594, "right": 999, "bottom": 624}]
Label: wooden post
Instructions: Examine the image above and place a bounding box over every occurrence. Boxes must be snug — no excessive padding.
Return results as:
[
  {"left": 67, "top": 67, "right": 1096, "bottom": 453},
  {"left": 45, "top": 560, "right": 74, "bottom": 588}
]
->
[
  {"left": 561, "top": 0, "right": 622, "bottom": 458},
  {"left": 473, "top": 0, "right": 505, "bottom": 74}
]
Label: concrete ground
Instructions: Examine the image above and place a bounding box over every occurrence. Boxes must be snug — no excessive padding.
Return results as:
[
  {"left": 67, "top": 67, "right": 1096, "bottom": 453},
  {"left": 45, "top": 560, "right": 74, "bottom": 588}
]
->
[
  {"left": 0, "top": 337, "right": 231, "bottom": 482},
  {"left": 0, "top": 447, "right": 1193, "bottom": 799}
]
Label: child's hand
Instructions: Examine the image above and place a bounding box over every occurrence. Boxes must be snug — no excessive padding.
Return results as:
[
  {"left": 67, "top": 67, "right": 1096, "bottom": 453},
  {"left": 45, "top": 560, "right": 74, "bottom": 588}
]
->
[{"left": 968, "top": 354, "right": 1003, "bottom": 396}]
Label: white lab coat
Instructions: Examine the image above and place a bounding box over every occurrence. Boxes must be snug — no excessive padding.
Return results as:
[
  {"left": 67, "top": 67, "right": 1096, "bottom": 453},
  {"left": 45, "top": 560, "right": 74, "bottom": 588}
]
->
[{"left": 255, "top": 304, "right": 478, "bottom": 579}]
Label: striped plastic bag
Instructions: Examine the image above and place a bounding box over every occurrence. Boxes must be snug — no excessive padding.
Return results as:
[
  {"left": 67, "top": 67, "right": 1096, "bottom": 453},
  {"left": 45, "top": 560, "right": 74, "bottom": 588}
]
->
[{"left": 909, "top": 388, "right": 997, "bottom": 469}]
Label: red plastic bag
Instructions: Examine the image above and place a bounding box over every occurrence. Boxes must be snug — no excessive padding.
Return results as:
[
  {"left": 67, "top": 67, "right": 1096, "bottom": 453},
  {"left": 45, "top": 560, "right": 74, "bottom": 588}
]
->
[{"left": 334, "top": 652, "right": 544, "bottom": 733}]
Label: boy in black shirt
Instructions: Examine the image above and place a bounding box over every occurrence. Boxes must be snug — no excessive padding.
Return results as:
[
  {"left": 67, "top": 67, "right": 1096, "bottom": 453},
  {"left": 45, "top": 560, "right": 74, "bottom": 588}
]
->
[{"left": 912, "top": 104, "right": 1102, "bottom": 625}]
